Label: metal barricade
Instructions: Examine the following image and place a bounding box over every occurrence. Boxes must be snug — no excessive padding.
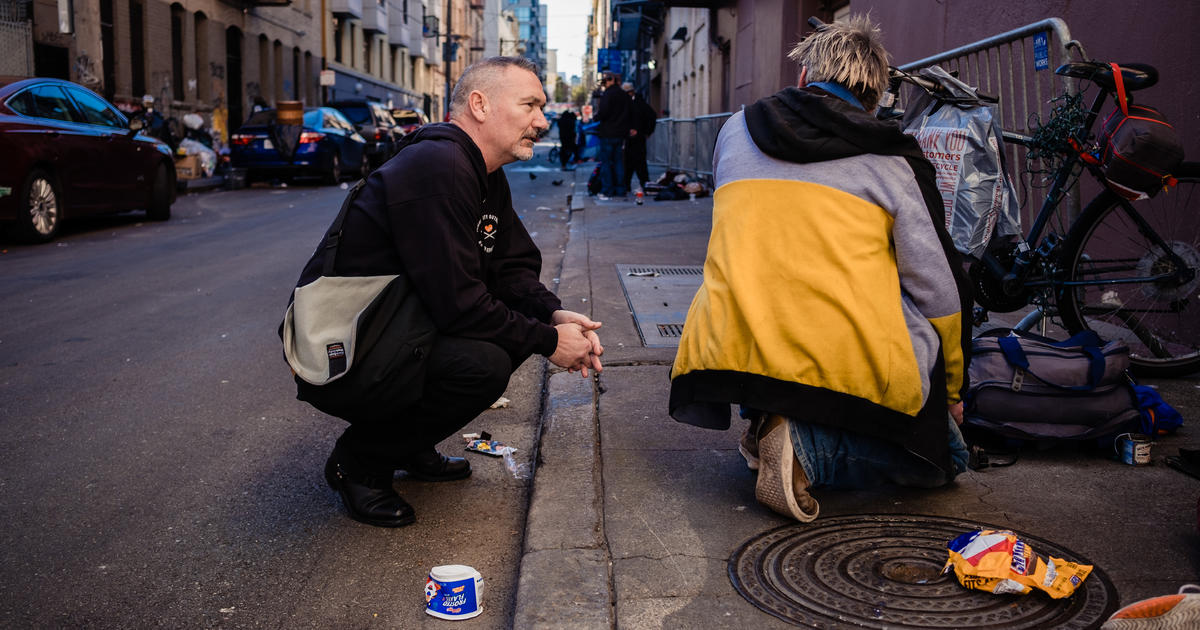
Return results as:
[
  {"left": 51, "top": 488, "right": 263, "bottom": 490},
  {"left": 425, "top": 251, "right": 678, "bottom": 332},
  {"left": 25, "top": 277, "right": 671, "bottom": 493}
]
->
[
  {"left": 897, "top": 18, "right": 1087, "bottom": 227},
  {"left": 648, "top": 113, "right": 732, "bottom": 181},
  {"left": 0, "top": 1, "right": 34, "bottom": 78}
]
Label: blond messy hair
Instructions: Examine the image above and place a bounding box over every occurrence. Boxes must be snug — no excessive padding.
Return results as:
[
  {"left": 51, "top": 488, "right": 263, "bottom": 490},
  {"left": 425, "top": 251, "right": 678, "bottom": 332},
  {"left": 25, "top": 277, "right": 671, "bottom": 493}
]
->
[{"left": 787, "top": 14, "right": 890, "bottom": 110}]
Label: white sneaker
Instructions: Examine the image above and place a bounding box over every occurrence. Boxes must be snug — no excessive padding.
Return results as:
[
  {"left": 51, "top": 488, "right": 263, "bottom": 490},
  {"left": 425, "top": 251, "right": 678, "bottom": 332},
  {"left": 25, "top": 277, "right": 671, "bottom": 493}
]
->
[{"left": 596, "top": 194, "right": 610, "bottom": 201}]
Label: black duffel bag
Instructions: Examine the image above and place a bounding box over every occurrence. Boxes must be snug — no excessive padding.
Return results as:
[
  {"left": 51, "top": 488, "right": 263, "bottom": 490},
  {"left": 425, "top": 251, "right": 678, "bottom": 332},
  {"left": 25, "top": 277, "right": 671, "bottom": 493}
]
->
[{"left": 280, "top": 180, "right": 436, "bottom": 422}]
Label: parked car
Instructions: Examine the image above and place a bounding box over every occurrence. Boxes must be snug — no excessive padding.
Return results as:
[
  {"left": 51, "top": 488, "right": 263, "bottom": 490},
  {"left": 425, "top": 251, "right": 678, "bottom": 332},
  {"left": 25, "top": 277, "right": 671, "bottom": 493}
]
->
[
  {"left": 0, "top": 77, "right": 175, "bottom": 243},
  {"left": 230, "top": 107, "right": 368, "bottom": 185},
  {"left": 328, "top": 100, "right": 400, "bottom": 169},
  {"left": 391, "top": 108, "right": 430, "bottom": 136}
]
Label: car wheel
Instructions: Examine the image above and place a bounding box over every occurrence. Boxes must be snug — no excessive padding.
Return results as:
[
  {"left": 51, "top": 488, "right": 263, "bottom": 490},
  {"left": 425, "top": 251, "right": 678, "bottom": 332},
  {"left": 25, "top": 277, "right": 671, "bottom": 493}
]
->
[
  {"left": 324, "top": 153, "right": 342, "bottom": 186},
  {"left": 146, "top": 163, "right": 172, "bottom": 221},
  {"left": 359, "top": 151, "right": 371, "bottom": 177},
  {"left": 17, "top": 169, "right": 61, "bottom": 243}
]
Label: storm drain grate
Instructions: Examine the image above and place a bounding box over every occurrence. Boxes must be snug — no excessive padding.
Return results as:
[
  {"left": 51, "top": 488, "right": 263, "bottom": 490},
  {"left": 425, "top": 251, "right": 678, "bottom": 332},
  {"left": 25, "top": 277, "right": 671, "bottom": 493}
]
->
[
  {"left": 729, "top": 514, "right": 1117, "bottom": 629},
  {"left": 657, "top": 323, "right": 684, "bottom": 337},
  {"left": 615, "top": 264, "right": 703, "bottom": 348},
  {"left": 627, "top": 265, "right": 704, "bottom": 276}
]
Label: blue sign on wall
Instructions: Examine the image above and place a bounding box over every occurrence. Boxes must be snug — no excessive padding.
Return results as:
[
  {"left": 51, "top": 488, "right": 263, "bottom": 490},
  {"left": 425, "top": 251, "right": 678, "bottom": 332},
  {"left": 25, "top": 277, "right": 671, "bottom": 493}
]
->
[
  {"left": 1033, "top": 33, "right": 1049, "bottom": 71},
  {"left": 598, "top": 48, "right": 622, "bottom": 74}
]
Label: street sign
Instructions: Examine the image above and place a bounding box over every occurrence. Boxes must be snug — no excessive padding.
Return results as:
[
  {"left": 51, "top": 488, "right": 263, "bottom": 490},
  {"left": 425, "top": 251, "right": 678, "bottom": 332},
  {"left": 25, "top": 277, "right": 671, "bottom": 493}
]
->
[
  {"left": 319, "top": 70, "right": 335, "bottom": 86},
  {"left": 598, "top": 48, "right": 622, "bottom": 74},
  {"left": 1033, "top": 33, "right": 1049, "bottom": 71}
]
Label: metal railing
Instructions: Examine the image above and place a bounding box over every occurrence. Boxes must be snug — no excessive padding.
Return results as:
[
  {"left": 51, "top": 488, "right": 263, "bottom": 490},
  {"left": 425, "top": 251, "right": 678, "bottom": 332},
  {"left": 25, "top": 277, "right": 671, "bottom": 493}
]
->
[
  {"left": 897, "top": 18, "right": 1088, "bottom": 226},
  {"left": 0, "top": 1, "right": 34, "bottom": 78},
  {"left": 647, "top": 18, "right": 1088, "bottom": 210},
  {"left": 647, "top": 113, "right": 732, "bottom": 180}
]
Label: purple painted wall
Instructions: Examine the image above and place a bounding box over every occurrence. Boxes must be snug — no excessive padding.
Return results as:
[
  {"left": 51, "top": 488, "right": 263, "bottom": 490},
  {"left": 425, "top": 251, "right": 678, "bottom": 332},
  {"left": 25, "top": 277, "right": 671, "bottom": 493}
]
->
[{"left": 856, "top": 0, "right": 1200, "bottom": 159}]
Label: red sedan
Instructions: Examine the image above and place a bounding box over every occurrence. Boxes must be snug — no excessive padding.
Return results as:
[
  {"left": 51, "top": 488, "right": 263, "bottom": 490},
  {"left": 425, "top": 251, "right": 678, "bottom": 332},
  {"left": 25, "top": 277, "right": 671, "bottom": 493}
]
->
[{"left": 0, "top": 77, "right": 175, "bottom": 243}]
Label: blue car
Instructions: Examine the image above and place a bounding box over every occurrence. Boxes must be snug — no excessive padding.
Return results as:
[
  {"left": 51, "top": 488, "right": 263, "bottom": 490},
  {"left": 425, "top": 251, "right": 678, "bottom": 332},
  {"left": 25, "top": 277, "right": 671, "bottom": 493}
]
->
[{"left": 230, "top": 107, "right": 368, "bottom": 185}]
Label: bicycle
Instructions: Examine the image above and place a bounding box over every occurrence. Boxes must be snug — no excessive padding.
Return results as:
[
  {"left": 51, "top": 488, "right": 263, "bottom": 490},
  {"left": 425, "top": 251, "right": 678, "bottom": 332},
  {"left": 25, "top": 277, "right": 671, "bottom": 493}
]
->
[{"left": 884, "top": 60, "right": 1198, "bottom": 376}]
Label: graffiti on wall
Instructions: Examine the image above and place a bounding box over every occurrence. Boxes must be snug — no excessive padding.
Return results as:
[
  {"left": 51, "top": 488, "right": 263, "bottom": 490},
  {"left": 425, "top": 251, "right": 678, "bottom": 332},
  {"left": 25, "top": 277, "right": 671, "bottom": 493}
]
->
[
  {"left": 209, "top": 62, "right": 225, "bottom": 79},
  {"left": 73, "top": 53, "right": 101, "bottom": 90}
]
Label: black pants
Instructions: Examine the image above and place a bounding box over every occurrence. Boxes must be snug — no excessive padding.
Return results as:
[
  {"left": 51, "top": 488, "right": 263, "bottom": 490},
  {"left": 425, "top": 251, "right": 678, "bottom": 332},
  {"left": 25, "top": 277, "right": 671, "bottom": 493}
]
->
[
  {"left": 624, "top": 136, "right": 649, "bottom": 191},
  {"left": 560, "top": 137, "right": 577, "bottom": 168},
  {"left": 335, "top": 336, "right": 524, "bottom": 475}
]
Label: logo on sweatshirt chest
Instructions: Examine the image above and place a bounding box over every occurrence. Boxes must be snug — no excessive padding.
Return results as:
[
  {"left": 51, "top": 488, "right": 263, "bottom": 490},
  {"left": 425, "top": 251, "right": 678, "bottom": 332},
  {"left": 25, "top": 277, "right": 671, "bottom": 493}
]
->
[{"left": 477, "top": 214, "right": 500, "bottom": 253}]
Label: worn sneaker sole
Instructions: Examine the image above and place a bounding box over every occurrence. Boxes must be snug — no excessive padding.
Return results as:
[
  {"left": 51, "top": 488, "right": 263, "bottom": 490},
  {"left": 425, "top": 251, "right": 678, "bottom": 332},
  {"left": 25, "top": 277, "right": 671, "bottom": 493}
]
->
[
  {"left": 1102, "top": 593, "right": 1200, "bottom": 629},
  {"left": 754, "top": 419, "right": 818, "bottom": 523},
  {"left": 738, "top": 442, "right": 760, "bottom": 471}
]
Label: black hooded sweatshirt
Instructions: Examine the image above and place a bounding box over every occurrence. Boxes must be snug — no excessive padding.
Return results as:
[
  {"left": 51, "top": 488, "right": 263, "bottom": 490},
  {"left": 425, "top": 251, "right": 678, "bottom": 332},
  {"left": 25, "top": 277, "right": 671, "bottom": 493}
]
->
[{"left": 296, "top": 123, "right": 562, "bottom": 359}]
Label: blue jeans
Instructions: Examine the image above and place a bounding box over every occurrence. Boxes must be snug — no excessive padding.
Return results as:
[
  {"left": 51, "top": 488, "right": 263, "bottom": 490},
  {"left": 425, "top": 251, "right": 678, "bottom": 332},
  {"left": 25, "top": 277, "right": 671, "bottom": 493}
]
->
[
  {"left": 787, "top": 416, "right": 969, "bottom": 490},
  {"left": 597, "top": 137, "right": 625, "bottom": 196}
]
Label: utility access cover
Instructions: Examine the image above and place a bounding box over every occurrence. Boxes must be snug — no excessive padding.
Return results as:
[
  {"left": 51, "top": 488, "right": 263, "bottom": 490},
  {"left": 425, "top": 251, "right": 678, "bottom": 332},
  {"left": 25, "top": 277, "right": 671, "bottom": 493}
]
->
[
  {"left": 729, "top": 514, "right": 1117, "bottom": 629},
  {"left": 615, "top": 264, "right": 703, "bottom": 348}
]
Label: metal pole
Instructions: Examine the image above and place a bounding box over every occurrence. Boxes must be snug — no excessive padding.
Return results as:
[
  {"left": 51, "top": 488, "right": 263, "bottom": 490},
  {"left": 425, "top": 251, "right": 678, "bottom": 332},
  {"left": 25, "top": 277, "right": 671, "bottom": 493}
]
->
[
  {"left": 444, "top": 0, "right": 452, "bottom": 120},
  {"left": 320, "top": 0, "right": 327, "bottom": 105}
]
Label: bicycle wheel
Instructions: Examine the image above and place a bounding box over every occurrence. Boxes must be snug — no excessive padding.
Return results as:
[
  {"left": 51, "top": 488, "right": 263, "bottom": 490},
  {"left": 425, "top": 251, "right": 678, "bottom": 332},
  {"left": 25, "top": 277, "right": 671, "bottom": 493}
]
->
[{"left": 1059, "top": 162, "right": 1200, "bottom": 377}]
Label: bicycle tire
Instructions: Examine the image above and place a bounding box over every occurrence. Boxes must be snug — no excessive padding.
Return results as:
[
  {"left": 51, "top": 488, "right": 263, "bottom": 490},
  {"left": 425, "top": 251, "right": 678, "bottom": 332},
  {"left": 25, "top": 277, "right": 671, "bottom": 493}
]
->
[
  {"left": 1058, "top": 161, "right": 1200, "bottom": 377},
  {"left": 548, "top": 146, "right": 560, "bottom": 163}
]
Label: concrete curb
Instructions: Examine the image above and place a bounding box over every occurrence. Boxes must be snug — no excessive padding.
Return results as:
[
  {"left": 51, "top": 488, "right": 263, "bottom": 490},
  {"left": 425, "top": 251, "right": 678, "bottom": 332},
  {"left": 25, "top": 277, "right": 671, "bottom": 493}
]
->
[
  {"left": 512, "top": 373, "right": 611, "bottom": 629},
  {"left": 512, "top": 166, "right": 613, "bottom": 629}
]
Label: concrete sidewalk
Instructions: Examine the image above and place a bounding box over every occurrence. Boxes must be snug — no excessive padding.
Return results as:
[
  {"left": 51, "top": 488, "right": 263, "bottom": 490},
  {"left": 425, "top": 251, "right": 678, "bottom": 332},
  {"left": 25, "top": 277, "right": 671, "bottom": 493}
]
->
[{"left": 513, "top": 171, "right": 1200, "bottom": 628}]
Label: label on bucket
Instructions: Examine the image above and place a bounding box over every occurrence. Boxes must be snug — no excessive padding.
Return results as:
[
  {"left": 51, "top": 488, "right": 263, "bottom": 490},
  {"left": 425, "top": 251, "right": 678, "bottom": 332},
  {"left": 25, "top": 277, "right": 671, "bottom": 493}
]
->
[{"left": 425, "top": 565, "right": 483, "bottom": 620}]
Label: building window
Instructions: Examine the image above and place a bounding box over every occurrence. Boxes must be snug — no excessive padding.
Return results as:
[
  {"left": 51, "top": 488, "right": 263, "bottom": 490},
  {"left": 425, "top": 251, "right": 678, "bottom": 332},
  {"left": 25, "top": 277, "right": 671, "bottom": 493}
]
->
[
  {"left": 292, "top": 47, "right": 300, "bottom": 100},
  {"left": 129, "top": 0, "right": 145, "bottom": 97},
  {"left": 333, "top": 18, "right": 343, "bottom": 63},
  {"left": 363, "top": 35, "right": 372, "bottom": 74},
  {"left": 304, "top": 51, "right": 313, "bottom": 103},
  {"left": 171, "top": 4, "right": 185, "bottom": 101},
  {"left": 259, "top": 35, "right": 270, "bottom": 104},
  {"left": 194, "top": 12, "right": 208, "bottom": 102},
  {"left": 100, "top": 0, "right": 116, "bottom": 101},
  {"left": 274, "top": 40, "right": 284, "bottom": 101}
]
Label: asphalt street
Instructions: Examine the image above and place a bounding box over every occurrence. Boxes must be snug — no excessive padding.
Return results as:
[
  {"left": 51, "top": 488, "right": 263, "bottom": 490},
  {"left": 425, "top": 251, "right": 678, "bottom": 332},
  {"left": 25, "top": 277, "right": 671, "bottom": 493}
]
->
[{"left": 0, "top": 157, "right": 571, "bottom": 628}]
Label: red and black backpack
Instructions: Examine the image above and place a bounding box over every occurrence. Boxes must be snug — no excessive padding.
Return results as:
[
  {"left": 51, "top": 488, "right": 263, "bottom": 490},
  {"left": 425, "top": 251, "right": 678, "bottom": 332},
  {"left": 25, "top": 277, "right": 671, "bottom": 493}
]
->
[{"left": 1098, "top": 62, "right": 1185, "bottom": 200}]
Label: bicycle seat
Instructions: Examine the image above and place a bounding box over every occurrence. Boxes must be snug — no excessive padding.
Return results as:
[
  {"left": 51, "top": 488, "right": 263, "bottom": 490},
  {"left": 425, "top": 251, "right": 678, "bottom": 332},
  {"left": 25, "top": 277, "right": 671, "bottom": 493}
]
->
[{"left": 1055, "top": 61, "right": 1158, "bottom": 92}]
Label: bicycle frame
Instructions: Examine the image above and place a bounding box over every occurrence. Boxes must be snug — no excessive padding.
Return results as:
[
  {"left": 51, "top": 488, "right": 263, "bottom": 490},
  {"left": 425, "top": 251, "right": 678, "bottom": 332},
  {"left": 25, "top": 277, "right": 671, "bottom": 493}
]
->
[{"left": 984, "top": 81, "right": 1189, "bottom": 295}]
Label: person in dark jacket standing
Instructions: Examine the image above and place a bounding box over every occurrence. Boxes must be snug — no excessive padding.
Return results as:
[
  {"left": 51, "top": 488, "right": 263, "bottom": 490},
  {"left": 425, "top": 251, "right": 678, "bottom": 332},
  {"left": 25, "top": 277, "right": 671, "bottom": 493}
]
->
[
  {"left": 621, "top": 82, "right": 657, "bottom": 194},
  {"left": 592, "top": 72, "right": 631, "bottom": 199},
  {"left": 306, "top": 56, "right": 604, "bottom": 528},
  {"left": 557, "top": 108, "right": 578, "bottom": 169}
]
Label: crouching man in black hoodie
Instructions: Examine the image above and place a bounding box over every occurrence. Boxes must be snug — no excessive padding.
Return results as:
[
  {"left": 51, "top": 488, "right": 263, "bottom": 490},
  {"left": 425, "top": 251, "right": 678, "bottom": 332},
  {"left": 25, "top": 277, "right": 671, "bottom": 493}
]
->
[{"left": 319, "top": 56, "right": 603, "bottom": 527}]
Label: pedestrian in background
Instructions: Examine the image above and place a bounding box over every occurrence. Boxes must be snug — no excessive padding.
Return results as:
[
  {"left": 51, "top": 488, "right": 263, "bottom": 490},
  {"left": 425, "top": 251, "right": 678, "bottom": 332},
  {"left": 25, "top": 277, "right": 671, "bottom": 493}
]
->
[
  {"left": 592, "top": 72, "right": 630, "bottom": 200},
  {"left": 300, "top": 56, "right": 604, "bottom": 528},
  {"left": 669, "top": 15, "right": 972, "bottom": 523},
  {"left": 557, "top": 108, "right": 578, "bottom": 170},
  {"left": 621, "top": 82, "right": 657, "bottom": 194}
]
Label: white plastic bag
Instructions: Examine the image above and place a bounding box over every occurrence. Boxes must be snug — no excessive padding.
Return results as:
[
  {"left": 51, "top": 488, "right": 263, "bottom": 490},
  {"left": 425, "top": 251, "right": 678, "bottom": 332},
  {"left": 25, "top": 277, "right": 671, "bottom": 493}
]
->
[{"left": 902, "top": 66, "right": 1021, "bottom": 257}]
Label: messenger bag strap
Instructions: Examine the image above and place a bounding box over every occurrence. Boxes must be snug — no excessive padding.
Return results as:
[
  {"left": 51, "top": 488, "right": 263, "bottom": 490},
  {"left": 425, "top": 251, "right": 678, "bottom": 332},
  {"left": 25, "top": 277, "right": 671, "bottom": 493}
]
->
[
  {"left": 996, "top": 334, "right": 1105, "bottom": 391},
  {"left": 320, "top": 178, "right": 368, "bottom": 276}
]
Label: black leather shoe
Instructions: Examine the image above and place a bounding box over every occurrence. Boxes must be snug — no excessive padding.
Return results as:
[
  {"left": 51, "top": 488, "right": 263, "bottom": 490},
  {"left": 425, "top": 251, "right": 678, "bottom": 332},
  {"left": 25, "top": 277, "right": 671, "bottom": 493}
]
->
[
  {"left": 324, "top": 458, "right": 416, "bottom": 527},
  {"left": 403, "top": 449, "right": 472, "bottom": 482}
]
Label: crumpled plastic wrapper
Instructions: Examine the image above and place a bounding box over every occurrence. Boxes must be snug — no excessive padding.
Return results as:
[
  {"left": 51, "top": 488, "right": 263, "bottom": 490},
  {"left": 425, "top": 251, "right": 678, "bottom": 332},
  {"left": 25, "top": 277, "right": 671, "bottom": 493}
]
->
[
  {"left": 462, "top": 432, "right": 529, "bottom": 479},
  {"left": 944, "top": 530, "right": 1092, "bottom": 599}
]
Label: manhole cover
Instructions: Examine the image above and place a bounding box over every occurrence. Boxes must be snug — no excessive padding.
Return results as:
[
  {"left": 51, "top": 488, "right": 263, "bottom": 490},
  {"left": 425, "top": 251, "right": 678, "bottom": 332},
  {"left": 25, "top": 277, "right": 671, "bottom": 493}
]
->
[{"left": 729, "top": 515, "right": 1117, "bottom": 629}]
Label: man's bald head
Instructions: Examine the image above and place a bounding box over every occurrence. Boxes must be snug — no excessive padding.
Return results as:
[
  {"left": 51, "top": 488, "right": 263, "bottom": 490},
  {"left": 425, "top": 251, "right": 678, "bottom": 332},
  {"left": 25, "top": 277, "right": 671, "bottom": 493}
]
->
[{"left": 450, "top": 56, "right": 542, "bottom": 118}]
